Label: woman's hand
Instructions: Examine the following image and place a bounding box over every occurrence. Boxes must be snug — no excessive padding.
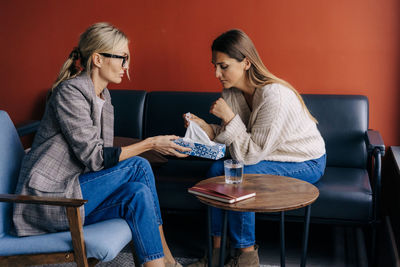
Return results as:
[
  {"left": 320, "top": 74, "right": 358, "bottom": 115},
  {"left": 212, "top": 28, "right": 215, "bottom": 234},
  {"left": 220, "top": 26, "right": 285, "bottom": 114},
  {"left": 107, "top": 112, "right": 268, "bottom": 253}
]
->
[
  {"left": 148, "top": 135, "right": 191, "bottom": 158},
  {"left": 183, "top": 113, "right": 206, "bottom": 128},
  {"left": 210, "top": 98, "right": 235, "bottom": 124},
  {"left": 183, "top": 113, "right": 215, "bottom": 140}
]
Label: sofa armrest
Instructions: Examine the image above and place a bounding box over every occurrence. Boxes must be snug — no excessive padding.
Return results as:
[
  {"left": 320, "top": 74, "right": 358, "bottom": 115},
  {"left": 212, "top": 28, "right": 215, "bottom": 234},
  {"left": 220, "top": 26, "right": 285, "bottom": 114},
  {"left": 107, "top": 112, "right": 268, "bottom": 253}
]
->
[
  {"left": 365, "top": 130, "right": 385, "bottom": 224},
  {"left": 0, "top": 194, "right": 87, "bottom": 207},
  {"left": 366, "top": 130, "right": 385, "bottom": 156},
  {"left": 16, "top": 120, "right": 40, "bottom": 137}
]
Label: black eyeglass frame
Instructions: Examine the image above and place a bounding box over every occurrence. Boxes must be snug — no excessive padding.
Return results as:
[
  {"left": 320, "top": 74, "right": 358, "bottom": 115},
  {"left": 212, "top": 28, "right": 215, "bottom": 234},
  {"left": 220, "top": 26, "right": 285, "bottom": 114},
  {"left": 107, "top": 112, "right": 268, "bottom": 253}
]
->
[{"left": 99, "top": 53, "right": 129, "bottom": 67}]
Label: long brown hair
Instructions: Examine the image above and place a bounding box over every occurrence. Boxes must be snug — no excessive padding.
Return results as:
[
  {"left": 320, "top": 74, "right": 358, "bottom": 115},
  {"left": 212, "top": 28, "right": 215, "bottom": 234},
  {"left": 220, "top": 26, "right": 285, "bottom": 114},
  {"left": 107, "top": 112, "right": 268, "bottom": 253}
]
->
[
  {"left": 212, "top": 29, "right": 317, "bottom": 123},
  {"left": 51, "top": 22, "right": 129, "bottom": 90}
]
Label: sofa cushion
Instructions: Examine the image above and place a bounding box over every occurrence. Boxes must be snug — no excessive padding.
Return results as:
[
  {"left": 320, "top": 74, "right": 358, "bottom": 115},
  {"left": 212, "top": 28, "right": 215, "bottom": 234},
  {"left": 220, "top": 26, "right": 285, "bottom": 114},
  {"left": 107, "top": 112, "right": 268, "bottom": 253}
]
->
[{"left": 258, "top": 166, "right": 373, "bottom": 223}]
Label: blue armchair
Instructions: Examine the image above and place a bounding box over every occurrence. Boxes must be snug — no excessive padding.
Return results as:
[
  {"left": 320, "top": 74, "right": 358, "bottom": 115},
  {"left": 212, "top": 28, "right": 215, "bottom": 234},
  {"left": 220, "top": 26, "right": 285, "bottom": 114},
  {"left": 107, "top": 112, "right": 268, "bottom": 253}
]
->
[{"left": 0, "top": 110, "right": 135, "bottom": 267}]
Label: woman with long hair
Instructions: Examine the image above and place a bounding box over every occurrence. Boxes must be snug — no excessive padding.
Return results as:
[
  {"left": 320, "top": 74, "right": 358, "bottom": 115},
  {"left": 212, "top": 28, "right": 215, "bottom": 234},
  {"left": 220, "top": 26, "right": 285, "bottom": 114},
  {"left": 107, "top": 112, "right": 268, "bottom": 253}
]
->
[
  {"left": 13, "top": 22, "right": 188, "bottom": 267},
  {"left": 186, "top": 29, "right": 326, "bottom": 267}
]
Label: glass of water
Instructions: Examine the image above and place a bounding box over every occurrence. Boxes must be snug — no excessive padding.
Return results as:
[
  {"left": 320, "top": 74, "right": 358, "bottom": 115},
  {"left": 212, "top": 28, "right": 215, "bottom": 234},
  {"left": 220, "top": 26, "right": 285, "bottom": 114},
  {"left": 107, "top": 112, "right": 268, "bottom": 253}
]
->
[{"left": 224, "top": 159, "right": 244, "bottom": 184}]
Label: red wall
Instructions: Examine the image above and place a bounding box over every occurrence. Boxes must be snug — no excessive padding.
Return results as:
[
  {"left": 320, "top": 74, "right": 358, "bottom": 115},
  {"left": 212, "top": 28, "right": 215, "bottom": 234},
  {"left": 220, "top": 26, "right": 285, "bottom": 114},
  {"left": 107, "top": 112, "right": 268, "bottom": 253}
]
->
[{"left": 1, "top": 0, "right": 399, "bottom": 146}]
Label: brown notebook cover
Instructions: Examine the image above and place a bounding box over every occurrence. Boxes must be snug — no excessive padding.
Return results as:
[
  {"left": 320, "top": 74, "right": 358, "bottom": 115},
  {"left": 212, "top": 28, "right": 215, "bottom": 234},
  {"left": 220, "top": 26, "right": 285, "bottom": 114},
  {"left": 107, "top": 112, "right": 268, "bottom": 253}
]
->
[{"left": 188, "top": 182, "right": 256, "bottom": 203}]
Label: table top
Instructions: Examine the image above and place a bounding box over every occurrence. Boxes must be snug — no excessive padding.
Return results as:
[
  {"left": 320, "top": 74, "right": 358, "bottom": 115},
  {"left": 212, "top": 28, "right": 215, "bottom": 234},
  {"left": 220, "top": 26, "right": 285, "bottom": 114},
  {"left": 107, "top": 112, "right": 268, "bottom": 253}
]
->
[{"left": 194, "top": 174, "right": 319, "bottom": 213}]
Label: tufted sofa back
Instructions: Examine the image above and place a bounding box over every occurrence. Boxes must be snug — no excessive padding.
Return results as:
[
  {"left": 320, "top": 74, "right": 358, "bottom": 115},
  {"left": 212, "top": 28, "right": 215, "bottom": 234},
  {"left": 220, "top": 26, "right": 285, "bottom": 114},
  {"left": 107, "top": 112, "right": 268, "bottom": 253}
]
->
[{"left": 110, "top": 91, "right": 369, "bottom": 169}]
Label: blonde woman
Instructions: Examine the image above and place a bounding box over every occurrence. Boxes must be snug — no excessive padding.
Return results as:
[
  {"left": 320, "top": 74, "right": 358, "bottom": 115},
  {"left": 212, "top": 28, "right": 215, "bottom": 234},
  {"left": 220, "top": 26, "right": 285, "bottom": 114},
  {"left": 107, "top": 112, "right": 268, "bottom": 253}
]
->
[
  {"left": 13, "top": 22, "right": 189, "bottom": 267},
  {"left": 186, "top": 29, "right": 326, "bottom": 266}
]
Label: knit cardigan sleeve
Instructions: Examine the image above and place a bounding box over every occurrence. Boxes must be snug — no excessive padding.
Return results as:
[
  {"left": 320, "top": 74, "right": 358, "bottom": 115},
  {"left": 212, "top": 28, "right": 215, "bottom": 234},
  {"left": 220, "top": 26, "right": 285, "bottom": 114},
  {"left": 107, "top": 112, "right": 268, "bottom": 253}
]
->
[
  {"left": 210, "top": 124, "right": 223, "bottom": 137},
  {"left": 214, "top": 86, "right": 283, "bottom": 165}
]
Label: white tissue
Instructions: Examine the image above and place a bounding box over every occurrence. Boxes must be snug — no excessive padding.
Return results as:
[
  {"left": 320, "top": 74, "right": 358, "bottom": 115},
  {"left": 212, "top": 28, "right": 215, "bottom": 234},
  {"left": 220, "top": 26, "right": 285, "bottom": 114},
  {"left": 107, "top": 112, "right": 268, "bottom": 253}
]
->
[{"left": 184, "top": 112, "right": 215, "bottom": 146}]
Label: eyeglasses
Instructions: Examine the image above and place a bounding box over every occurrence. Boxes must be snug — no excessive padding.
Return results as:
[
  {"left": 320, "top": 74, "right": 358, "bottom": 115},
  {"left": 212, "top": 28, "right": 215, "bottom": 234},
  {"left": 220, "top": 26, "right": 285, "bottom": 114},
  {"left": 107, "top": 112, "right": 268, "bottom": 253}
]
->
[{"left": 99, "top": 53, "right": 129, "bottom": 67}]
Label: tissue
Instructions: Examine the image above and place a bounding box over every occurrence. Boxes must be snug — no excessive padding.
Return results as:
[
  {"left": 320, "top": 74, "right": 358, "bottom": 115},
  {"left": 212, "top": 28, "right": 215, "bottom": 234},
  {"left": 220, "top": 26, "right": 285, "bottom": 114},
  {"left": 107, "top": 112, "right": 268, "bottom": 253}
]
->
[{"left": 174, "top": 113, "right": 226, "bottom": 160}]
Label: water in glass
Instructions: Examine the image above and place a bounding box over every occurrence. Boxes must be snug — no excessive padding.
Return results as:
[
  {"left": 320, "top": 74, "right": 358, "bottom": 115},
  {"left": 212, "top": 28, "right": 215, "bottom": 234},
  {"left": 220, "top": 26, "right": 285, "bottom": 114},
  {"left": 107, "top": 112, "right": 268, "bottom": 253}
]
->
[{"left": 224, "top": 159, "right": 243, "bottom": 184}]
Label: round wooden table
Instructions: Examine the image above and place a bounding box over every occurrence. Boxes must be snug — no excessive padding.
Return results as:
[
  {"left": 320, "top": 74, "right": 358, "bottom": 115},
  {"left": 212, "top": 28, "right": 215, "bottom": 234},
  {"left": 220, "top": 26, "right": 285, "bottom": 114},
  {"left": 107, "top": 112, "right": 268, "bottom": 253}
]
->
[{"left": 193, "top": 174, "right": 319, "bottom": 267}]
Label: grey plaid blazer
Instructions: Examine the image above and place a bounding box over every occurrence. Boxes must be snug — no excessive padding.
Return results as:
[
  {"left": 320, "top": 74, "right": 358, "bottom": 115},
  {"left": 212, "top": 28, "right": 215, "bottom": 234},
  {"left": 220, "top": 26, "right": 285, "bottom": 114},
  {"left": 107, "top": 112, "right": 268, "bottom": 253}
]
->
[{"left": 13, "top": 74, "right": 114, "bottom": 236}]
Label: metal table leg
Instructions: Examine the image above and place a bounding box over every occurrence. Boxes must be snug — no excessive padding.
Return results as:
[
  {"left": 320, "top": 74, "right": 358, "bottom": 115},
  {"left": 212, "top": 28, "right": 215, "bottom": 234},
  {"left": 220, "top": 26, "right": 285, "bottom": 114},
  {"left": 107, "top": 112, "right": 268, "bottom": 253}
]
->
[
  {"left": 208, "top": 206, "right": 212, "bottom": 267},
  {"left": 219, "top": 210, "right": 228, "bottom": 267},
  {"left": 280, "top": 211, "right": 285, "bottom": 267},
  {"left": 301, "top": 205, "right": 312, "bottom": 267}
]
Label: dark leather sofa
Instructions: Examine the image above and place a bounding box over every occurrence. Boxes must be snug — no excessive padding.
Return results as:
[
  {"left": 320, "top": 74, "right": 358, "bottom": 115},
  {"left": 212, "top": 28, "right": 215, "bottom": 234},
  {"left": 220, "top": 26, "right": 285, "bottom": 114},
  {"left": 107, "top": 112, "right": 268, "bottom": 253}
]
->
[{"left": 110, "top": 90, "right": 385, "bottom": 229}]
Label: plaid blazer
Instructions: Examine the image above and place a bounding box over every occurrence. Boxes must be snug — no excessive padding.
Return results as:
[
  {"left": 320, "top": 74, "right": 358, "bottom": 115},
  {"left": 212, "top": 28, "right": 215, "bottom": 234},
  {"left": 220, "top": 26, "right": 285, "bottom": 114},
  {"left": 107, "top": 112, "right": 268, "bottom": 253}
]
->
[{"left": 13, "top": 74, "right": 114, "bottom": 236}]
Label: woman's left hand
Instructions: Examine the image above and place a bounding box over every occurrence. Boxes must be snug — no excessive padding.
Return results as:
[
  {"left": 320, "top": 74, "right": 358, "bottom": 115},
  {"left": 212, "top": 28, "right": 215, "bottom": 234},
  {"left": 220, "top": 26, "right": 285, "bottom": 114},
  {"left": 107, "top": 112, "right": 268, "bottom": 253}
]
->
[{"left": 210, "top": 98, "right": 235, "bottom": 124}]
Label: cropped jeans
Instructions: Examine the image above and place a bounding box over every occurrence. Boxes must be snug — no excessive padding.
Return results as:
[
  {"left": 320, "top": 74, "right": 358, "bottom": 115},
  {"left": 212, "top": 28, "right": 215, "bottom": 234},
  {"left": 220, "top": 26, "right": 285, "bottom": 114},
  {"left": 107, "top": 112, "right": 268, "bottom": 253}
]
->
[
  {"left": 79, "top": 156, "right": 164, "bottom": 264},
  {"left": 208, "top": 154, "right": 326, "bottom": 248}
]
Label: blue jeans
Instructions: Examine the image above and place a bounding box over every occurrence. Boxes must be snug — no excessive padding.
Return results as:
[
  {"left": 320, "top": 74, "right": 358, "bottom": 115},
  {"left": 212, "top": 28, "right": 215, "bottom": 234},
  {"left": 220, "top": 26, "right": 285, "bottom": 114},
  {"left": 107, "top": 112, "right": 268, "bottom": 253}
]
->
[
  {"left": 208, "top": 154, "right": 326, "bottom": 248},
  {"left": 79, "top": 156, "right": 164, "bottom": 264}
]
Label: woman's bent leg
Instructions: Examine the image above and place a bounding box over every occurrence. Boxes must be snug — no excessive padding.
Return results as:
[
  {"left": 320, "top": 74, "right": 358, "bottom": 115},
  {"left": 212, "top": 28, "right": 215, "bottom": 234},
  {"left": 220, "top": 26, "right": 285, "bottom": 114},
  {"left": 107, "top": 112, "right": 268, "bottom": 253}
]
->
[
  {"left": 79, "top": 157, "right": 166, "bottom": 264},
  {"left": 207, "top": 161, "right": 256, "bottom": 249},
  {"left": 207, "top": 155, "right": 326, "bottom": 249},
  {"left": 84, "top": 182, "right": 164, "bottom": 264},
  {"left": 80, "top": 156, "right": 162, "bottom": 224},
  {"left": 244, "top": 154, "right": 326, "bottom": 184}
]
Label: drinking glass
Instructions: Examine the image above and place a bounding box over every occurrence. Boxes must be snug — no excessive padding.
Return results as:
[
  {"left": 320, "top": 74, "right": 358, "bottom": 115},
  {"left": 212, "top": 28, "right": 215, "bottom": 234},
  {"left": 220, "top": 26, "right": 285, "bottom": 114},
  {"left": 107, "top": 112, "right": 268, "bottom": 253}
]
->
[{"left": 224, "top": 159, "right": 244, "bottom": 184}]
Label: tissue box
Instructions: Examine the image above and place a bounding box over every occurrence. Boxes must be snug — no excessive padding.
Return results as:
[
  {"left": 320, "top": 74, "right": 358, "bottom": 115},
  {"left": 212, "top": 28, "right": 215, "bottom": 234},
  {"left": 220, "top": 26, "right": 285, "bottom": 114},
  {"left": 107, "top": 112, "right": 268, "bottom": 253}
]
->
[{"left": 174, "top": 138, "right": 226, "bottom": 160}]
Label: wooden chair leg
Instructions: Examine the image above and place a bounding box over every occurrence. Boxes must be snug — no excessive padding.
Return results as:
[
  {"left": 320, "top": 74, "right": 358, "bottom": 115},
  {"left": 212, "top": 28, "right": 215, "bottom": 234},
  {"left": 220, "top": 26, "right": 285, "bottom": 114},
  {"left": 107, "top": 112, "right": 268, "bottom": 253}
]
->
[
  {"left": 67, "top": 207, "right": 89, "bottom": 267},
  {"left": 129, "top": 241, "right": 142, "bottom": 267}
]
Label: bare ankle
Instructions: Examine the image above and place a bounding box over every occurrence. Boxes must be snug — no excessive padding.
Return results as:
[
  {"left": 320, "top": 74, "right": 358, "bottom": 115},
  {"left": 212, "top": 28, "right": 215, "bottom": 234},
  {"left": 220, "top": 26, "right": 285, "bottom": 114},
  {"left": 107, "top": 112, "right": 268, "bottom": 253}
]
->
[
  {"left": 240, "top": 245, "right": 254, "bottom": 252},
  {"left": 213, "top": 236, "right": 221, "bottom": 249}
]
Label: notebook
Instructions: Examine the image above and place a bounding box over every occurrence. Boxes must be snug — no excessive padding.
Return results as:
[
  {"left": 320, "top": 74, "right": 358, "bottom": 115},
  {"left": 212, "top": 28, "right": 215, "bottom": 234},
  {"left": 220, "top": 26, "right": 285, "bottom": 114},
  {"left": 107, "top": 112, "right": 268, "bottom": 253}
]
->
[{"left": 188, "top": 182, "right": 256, "bottom": 203}]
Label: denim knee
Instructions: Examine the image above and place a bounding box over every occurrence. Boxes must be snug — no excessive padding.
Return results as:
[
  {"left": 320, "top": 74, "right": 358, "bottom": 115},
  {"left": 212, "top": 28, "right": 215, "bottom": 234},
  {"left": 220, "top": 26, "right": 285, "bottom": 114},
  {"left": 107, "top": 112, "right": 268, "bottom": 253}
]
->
[
  {"left": 127, "top": 156, "right": 152, "bottom": 173},
  {"left": 127, "top": 182, "right": 162, "bottom": 225},
  {"left": 124, "top": 156, "right": 157, "bottom": 188},
  {"left": 125, "top": 182, "right": 152, "bottom": 199}
]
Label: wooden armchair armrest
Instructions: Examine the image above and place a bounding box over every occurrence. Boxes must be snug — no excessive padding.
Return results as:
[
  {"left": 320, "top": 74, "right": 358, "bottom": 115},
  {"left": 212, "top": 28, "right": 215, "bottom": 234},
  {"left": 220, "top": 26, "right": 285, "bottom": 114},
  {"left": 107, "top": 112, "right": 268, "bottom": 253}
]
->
[
  {"left": 0, "top": 194, "right": 91, "bottom": 267},
  {"left": 0, "top": 194, "right": 87, "bottom": 207}
]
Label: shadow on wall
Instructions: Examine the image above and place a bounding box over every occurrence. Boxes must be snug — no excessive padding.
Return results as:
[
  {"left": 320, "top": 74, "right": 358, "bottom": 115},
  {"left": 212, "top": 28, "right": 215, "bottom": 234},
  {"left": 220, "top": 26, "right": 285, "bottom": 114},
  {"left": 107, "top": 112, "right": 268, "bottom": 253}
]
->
[{"left": 32, "top": 90, "right": 48, "bottom": 120}]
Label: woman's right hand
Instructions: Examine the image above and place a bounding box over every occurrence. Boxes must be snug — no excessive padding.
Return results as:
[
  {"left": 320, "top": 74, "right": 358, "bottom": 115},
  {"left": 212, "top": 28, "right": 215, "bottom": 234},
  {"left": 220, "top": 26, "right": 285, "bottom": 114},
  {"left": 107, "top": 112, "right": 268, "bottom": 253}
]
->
[
  {"left": 183, "top": 113, "right": 205, "bottom": 128},
  {"left": 183, "top": 113, "right": 215, "bottom": 140},
  {"left": 148, "top": 135, "right": 191, "bottom": 158}
]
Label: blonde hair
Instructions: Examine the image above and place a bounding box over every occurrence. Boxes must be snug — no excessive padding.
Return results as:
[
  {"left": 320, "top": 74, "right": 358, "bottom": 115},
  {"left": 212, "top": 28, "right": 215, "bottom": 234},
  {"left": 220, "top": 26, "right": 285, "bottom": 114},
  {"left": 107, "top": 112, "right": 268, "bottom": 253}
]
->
[
  {"left": 212, "top": 29, "right": 317, "bottom": 123},
  {"left": 51, "top": 22, "right": 129, "bottom": 90}
]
